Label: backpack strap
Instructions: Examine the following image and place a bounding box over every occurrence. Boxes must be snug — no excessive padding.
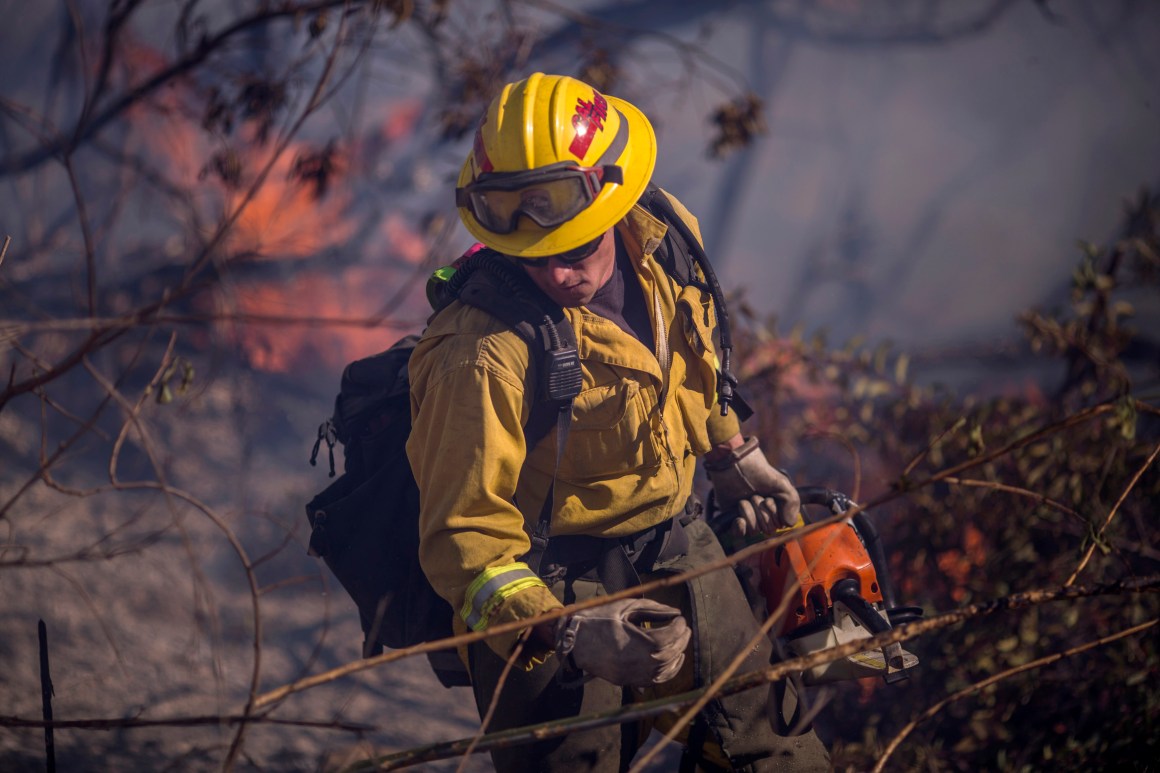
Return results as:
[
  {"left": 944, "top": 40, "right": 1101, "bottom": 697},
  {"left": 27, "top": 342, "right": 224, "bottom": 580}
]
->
[
  {"left": 638, "top": 184, "right": 753, "bottom": 422},
  {"left": 638, "top": 184, "right": 697, "bottom": 288},
  {"left": 441, "top": 250, "right": 582, "bottom": 575}
]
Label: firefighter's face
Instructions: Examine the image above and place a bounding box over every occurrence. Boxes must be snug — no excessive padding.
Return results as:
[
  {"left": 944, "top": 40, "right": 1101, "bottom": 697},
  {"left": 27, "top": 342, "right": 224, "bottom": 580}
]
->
[{"left": 521, "top": 229, "right": 616, "bottom": 308}]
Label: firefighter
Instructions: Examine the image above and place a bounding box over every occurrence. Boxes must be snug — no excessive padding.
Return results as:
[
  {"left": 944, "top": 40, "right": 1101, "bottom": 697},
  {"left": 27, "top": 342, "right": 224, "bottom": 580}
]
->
[{"left": 407, "top": 72, "right": 830, "bottom": 772}]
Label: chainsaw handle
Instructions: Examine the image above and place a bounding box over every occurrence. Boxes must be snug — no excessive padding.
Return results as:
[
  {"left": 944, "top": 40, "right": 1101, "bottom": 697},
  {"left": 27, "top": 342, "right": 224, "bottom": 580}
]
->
[
  {"left": 706, "top": 486, "right": 854, "bottom": 531},
  {"left": 709, "top": 485, "right": 869, "bottom": 540},
  {"left": 795, "top": 486, "right": 855, "bottom": 520}
]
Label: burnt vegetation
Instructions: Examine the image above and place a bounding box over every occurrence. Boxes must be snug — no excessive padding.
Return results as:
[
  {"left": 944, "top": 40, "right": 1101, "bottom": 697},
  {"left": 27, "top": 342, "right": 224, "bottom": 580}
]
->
[{"left": 1, "top": 1, "right": 1157, "bottom": 771}]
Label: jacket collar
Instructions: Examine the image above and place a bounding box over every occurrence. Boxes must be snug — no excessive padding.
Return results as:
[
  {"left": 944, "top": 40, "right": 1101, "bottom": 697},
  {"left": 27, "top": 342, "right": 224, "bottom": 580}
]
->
[{"left": 617, "top": 203, "right": 668, "bottom": 265}]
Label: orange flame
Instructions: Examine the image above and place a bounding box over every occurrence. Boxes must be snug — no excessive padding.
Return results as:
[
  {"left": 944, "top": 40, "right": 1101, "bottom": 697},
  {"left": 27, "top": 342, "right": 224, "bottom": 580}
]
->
[
  {"left": 226, "top": 265, "right": 414, "bottom": 374},
  {"left": 114, "top": 35, "right": 431, "bottom": 373},
  {"left": 224, "top": 142, "right": 355, "bottom": 259},
  {"left": 936, "top": 523, "right": 988, "bottom": 602}
]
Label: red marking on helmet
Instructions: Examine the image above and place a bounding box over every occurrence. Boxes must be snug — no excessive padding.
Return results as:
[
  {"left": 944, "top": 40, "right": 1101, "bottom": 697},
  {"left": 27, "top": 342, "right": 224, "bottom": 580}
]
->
[
  {"left": 568, "top": 91, "right": 609, "bottom": 160},
  {"left": 472, "top": 127, "right": 493, "bottom": 174}
]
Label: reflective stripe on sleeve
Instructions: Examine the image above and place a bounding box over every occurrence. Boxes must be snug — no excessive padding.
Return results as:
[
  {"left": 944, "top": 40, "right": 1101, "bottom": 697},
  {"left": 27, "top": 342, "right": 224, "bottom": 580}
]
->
[{"left": 460, "top": 562, "right": 547, "bottom": 632}]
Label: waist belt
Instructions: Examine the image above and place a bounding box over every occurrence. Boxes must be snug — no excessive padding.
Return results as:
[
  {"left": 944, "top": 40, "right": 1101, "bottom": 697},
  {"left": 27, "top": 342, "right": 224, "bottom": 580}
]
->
[{"left": 537, "top": 495, "right": 700, "bottom": 592}]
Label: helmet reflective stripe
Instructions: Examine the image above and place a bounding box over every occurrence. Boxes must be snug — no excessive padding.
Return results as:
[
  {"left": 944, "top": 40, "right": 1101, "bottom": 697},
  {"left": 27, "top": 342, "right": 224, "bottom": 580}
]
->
[{"left": 460, "top": 562, "right": 547, "bottom": 631}]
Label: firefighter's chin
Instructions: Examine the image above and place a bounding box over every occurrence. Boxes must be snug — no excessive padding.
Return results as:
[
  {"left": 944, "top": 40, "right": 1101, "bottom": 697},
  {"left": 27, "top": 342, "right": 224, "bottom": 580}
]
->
[{"left": 550, "top": 282, "right": 596, "bottom": 308}]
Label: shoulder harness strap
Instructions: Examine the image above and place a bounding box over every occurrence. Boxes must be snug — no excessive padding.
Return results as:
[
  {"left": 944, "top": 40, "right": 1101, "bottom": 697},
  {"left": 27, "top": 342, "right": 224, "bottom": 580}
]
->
[
  {"left": 638, "top": 184, "right": 753, "bottom": 422},
  {"left": 438, "top": 249, "right": 581, "bottom": 574}
]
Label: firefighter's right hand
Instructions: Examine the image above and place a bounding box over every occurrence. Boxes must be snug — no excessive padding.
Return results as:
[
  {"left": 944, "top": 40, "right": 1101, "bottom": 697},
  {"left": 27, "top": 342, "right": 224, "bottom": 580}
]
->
[
  {"left": 554, "top": 598, "right": 690, "bottom": 687},
  {"left": 705, "top": 436, "right": 800, "bottom": 536}
]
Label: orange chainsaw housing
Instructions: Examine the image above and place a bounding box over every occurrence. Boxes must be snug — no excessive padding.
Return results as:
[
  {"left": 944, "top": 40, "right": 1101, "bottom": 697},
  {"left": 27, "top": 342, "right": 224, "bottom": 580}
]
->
[{"left": 760, "top": 523, "right": 884, "bottom": 637}]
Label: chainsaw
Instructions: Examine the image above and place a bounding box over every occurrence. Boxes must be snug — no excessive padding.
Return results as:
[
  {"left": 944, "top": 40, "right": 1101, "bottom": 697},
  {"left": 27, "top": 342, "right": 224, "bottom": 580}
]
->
[{"left": 709, "top": 486, "right": 923, "bottom": 685}]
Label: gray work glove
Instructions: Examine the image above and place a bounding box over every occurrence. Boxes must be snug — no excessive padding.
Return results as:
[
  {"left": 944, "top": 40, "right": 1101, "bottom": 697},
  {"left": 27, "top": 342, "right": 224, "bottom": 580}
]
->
[
  {"left": 705, "top": 437, "right": 800, "bottom": 536},
  {"left": 554, "top": 598, "right": 691, "bottom": 687}
]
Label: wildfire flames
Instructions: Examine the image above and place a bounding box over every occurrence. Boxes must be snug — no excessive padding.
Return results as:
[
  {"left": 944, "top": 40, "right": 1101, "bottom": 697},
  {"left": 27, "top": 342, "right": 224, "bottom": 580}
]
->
[
  {"left": 224, "top": 266, "right": 408, "bottom": 373},
  {"left": 119, "top": 37, "right": 432, "bottom": 374}
]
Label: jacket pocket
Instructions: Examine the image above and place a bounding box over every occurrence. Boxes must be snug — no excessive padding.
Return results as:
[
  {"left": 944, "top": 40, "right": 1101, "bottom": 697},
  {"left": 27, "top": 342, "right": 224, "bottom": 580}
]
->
[
  {"left": 560, "top": 377, "right": 660, "bottom": 478},
  {"left": 675, "top": 286, "right": 719, "bottom": 455},
  {"left": 677, "top": 285, "right": 718, "bottom": 403}
]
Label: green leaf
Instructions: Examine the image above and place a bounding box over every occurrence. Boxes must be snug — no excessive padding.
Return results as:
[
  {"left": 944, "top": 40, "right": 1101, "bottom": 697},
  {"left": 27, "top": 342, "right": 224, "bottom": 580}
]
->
[
  {"left": 996, "top": 636, "right": 1020, "bottom": 653},
  {"left": 894, "top": 352, "right": 910, "bottom": 385}
]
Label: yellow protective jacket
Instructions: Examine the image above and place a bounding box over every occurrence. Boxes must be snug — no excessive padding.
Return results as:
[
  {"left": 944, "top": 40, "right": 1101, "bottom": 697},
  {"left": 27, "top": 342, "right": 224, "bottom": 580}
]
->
[{"left": 406, "top": 190, "right": 741, "bottom": 661}]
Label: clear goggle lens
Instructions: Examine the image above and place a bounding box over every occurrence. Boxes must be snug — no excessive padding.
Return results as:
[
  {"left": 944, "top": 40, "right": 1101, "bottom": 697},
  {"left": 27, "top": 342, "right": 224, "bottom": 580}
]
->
[{"left": 457, "top": 163, "right": 623, "bottom": 234}]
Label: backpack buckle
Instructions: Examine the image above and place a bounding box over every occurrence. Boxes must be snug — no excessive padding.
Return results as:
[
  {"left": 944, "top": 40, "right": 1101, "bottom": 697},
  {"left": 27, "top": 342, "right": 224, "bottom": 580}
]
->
[{"left": 307, "top": 510, "right": 329, "bottom": 557}]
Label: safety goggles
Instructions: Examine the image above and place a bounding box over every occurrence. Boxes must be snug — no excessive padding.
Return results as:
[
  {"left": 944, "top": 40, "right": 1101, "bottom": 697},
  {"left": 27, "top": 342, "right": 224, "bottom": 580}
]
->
[
  {"left": 521, "top": 233, "right": 605, "bottom": 267},
  {"left": 457, "top": 110, "right": 630, "bottom": 234},
  {"left": 456, "top": 162, "right": 624, "bottom": 234}
]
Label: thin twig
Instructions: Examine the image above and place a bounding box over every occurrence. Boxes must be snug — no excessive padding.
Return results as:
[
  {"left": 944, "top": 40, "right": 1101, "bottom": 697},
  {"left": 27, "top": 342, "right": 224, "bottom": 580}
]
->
[
  {"left": 38, "top": 620, "right": 55, "bottom": 773},
  {"left": 0, "top": 713, "right": 374, "bottom": 732},
  {"left": 629, "top": 514, "right": 853, "bottom": 772},
  {"left": 62, "top": 154, "right": 98, "bottom": 316},
  {"left": 82, "top": 349, "right": 265, "bottom": 770},
  {"left": 901, "top": 417, "right": 965, "bottom": 480},
  {"left": 871, "top": 618, "right": 1159, "bottom": 773},
  {"left": 360, "top": 576, "right": 1159, "bottom": 771},
  {"left": 894, "top": 403, "right": 1117, "bottom": 497},
  {"left": 252, "top": 512, "right": 852, "bottom": 710},
  {"left": 1066, "top": 441, "right": 1160, "bottom": 586},
  {"left": 0, "top": 234, "right": 10, "bottom": 269},
  {"left": 456, "top": 637, "right": 526, "bottom": 773},
  {"left": 944, "top": 476, "right": 1084, "bottom": 522},
  {"left": 255, "top": 399, "right": 1123, "bottom": 710},
  {"left": 803, "top": 427, "right": 863, "bottom": 501}
]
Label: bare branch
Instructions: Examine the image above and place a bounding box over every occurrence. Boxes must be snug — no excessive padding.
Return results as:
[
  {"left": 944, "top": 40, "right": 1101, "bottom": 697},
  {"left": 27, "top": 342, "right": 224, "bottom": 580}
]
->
[
  {"left": 0, "top": 713, "right": 374, "bottom": 733},
  {"left": 0, "top": 0, "right": 356, "bottom": 178},
  {"left": 456, "top": 636, "right": 527, "bottom": 773},
  {"left": 362, "top": 577, "right": 1160, "bottom": 770},
  {"left": 249, "top": 396, "right": 1145, "bottom": 708},
  {"left": 629, "top": 513, "right": 854, "bottom": 772},
  {"left": 871, "top": 618, "right": 1159, "bottom": 773},
  {"left": 1066, "top": 441, "right": 1160, "bottom": 586}
]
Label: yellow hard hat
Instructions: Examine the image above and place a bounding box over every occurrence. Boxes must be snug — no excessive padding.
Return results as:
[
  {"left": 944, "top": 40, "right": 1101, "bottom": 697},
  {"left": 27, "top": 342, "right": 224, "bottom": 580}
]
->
[{"left": 456, "top": 73, "right": 657, "bottom": 258}]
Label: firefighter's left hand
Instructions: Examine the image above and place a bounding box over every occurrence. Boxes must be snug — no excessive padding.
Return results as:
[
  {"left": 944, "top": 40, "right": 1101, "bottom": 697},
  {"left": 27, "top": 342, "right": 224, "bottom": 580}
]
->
[{"left": 705, "top": 437, "right": 799, "bottom": 536}]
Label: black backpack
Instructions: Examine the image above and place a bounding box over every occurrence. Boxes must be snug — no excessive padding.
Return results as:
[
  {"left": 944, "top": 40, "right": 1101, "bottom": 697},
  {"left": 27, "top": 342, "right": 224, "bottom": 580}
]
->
[
  {"left": 305, "top": 251, "right": 581, "bottom": 687},
  {"left": 304, "top": 186, "right": 749, "bottom": 688}
]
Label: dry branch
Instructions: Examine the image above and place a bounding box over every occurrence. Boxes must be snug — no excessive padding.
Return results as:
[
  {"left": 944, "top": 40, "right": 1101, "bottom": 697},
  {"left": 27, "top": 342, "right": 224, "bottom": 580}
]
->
[
  {"left": 0, "top": 713, "right": 373, "bottom": 733},
  {"left": 251, "top": 509, "right": 857, "bottom": 710},
  {"left": 628, "top": 514, "right": 854, "bottom": 772},
  {"left": 345, "top": 576, "right": 1159, "bottom": 771},
  {"left": 252, "top": 398, "right": 1128, "bottom": 711},
  {"left": 1066, "top": 441, "right": 1160, "bottom": 586},
  {"left": 871, "top": 618, "right": 1159, "bottom": 773}
]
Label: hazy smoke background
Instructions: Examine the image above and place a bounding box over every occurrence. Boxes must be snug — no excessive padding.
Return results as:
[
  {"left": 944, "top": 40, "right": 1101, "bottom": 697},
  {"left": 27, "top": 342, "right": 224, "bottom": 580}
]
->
[{"left": 1, "top": 1, "right": 1157, "bottom": 770}]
